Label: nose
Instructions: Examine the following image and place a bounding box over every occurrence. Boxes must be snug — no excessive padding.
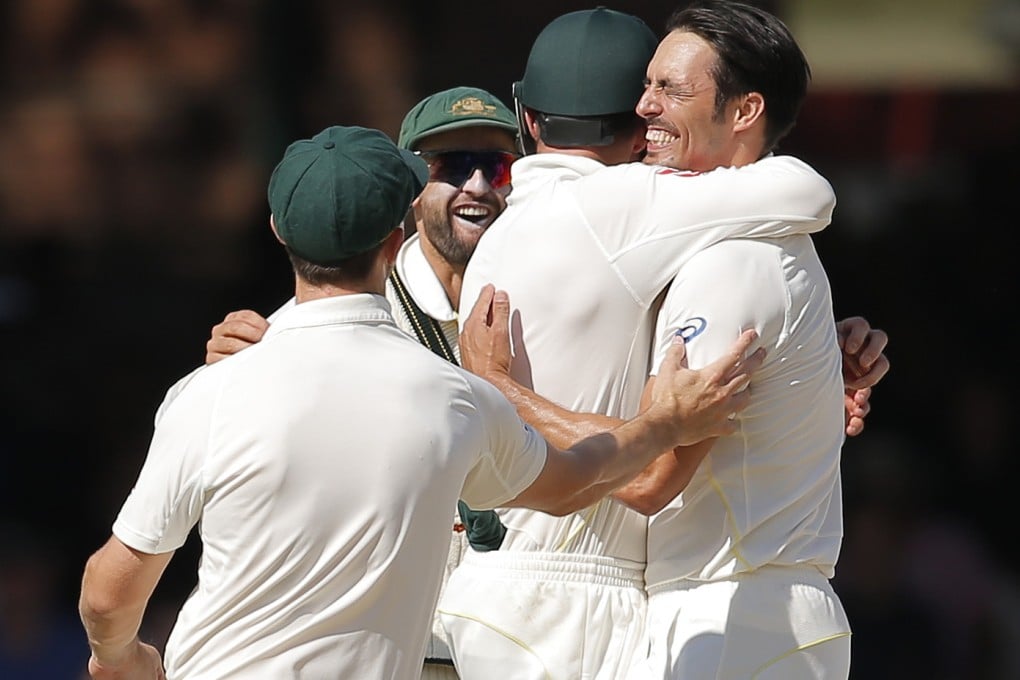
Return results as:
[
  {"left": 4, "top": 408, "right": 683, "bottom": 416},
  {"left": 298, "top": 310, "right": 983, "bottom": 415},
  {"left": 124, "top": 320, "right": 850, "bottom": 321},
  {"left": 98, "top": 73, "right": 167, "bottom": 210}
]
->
[
  {"left": 636, "top": 86, "right": 660, "bottom": 119},
  {"left": 460, "top": 168, "right": 493, "bottom": 195}
]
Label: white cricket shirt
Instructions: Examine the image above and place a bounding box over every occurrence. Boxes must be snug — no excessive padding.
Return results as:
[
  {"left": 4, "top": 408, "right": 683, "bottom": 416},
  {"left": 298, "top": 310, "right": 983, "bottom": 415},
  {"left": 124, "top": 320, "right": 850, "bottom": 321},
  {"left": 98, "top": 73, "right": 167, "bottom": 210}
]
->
[
  {"left": 115, "top": 294, "right": 546, "bottom": 680},
  {"left": 459, "top": 153, "right": 836, "bottom": 564},
  {"left": 645, "top": 236, "right": 845, "bottom": 588}
]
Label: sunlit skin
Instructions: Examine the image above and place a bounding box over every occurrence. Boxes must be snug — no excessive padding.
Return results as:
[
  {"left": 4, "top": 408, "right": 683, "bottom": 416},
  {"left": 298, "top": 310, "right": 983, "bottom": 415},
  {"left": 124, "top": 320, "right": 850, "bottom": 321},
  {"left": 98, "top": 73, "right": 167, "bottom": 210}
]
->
[
  {"left": 412, "top": 127, "right": 517, "bottom": 307},
  {"left": 637, "top": 30, "right": 766, "bottom": 172}
]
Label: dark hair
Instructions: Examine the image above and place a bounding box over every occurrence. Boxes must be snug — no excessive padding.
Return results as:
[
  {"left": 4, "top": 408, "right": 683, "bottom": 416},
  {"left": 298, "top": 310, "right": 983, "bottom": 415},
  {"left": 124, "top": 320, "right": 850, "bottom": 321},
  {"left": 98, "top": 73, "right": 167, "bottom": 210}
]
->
[
  {"left": 667, "top": 0, "right": 810, "bottom": 153},
  {"left": 285, "top": 241, "right": 384, "bottom": 286}
]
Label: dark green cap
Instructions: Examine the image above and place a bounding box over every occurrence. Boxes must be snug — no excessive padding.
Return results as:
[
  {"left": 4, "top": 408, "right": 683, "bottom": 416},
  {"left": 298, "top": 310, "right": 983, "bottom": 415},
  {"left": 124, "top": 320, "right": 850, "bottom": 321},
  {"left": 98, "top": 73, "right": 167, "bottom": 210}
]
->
[
  {"left": 517, "top": 8, "right": 657, "bottom": 116},
  {"left": 268, "top": 126, "right": 428, "bottom": 265},
  {"left": 398, "top": 86, "right": 517, "bottom": 150}
]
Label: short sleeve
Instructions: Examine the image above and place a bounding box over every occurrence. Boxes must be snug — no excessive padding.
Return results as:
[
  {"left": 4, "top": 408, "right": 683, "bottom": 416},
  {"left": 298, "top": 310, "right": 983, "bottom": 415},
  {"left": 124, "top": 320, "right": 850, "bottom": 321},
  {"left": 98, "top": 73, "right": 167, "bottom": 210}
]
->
[
  {"left": 114, "top": 372, "right": 219, "bottom": 554},
  {"left": 651, "top": 240, "right": 787, "bottom": 374},
  {"left": 458, "top": 375, "right": 548, "bottom": 510}
]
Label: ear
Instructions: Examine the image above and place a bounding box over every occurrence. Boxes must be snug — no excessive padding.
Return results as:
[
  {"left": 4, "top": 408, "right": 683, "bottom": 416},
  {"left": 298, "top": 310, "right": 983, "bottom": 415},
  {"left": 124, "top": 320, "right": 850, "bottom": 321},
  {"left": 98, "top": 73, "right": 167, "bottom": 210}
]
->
[
  {"left": 732, "top": 91, "right": 766, "bottom": 133},
  {"left": 630, "top": 124, "right": 648, "bottom": 158},
  {"left": 269, "top": 214, "right": 285, "bottom": 244},
  {"left": 382, "top": 226, "right": 404, "bottom": 264},
  {"left": 523, "top": 109, "right": 542, "bottom": 142}
]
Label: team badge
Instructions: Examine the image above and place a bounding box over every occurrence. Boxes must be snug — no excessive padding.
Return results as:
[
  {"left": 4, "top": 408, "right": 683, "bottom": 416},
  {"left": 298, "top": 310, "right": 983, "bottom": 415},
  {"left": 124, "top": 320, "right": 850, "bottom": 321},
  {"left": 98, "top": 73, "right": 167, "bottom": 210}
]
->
[{"left": 449, "top": 97, "right": 498, "bottom": 117}]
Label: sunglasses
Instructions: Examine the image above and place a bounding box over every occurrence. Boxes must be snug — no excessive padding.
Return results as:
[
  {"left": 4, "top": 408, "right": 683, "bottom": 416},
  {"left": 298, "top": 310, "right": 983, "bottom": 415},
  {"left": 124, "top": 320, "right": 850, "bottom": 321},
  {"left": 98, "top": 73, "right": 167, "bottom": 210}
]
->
[{"left": 416, "top": 150, "right": 517, "bottom": 189}]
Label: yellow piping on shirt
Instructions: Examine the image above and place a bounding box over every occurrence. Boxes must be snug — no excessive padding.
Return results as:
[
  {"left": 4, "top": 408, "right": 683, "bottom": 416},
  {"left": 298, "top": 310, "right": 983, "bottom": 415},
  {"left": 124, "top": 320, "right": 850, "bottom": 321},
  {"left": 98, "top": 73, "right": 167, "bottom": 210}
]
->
[
  {"left": 750, "top": 631, "right": 852, "bottom": 679},
  {"left": 554, "top": 500, "right": 601, "bottom": 553},
  {"left": 705, "top": 458, "right": 754, "bottom": 571}
]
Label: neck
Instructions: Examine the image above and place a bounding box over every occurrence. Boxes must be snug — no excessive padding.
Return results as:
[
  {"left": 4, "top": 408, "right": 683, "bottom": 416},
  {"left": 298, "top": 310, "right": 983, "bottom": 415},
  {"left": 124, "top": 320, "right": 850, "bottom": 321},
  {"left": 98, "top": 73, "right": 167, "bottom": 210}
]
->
[
  {"left": 293, "top": 274, "right": 385, "bottom": 304},
  {"left": 417, "top": 232, "right": 465, "bottom": 309}
]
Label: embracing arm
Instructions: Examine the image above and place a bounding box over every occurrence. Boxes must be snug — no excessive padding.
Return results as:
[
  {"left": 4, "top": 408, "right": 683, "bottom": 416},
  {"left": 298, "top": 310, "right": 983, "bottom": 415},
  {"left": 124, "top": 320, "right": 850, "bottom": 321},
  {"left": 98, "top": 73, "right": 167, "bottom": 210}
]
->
[
  {"left": 460, "top": 285, "right": 741, "bottom": 452},
  {"left": 503, "top": 328, "right": 761, "bottom": 516},
  {"left": 461, "top": 285, "right": 761, "bottom": 516},
  {"left": 79, "top": 537, "right": 173, "bottom": 679}
]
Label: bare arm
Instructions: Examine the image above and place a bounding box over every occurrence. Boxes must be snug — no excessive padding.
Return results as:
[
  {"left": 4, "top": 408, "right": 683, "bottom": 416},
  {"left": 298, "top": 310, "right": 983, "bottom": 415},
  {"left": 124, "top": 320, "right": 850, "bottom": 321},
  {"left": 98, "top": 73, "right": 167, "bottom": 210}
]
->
[
  {"left": 79, "top": 537, "right": 173, "bottom": 680},
  {"left": 462, "top": 286, "right": 763, "bottom": 516},
  {"left": 505, "top": 326, "right": 761, "bottom": 516},
  {"left": 609, "top": 374, "right": 716, "bottom": 515},
  {"left": 460, "top": 285, "right": 742, "bottom": 450}
]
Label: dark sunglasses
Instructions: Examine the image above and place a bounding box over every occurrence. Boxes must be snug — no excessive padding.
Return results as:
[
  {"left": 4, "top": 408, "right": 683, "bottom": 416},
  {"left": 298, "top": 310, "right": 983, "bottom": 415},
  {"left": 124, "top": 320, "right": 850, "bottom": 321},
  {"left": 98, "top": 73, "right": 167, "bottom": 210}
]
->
[{"left": 415, "top": 150, "right": 517, "bottom": 189}]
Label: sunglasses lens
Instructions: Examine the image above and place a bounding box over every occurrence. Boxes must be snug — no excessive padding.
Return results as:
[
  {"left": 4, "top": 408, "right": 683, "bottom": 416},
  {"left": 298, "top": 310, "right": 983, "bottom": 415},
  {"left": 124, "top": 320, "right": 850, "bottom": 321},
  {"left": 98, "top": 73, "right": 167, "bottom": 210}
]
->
[{"left": 425, "top": 152, "right": 516, "bottom": 189}]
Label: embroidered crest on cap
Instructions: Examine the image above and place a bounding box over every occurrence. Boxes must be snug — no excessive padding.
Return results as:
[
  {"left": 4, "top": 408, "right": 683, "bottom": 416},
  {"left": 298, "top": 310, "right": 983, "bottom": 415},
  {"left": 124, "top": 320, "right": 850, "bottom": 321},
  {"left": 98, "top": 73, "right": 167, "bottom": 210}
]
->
[{"left": 450, "top": 96, "right": 497, "bottom": 117}]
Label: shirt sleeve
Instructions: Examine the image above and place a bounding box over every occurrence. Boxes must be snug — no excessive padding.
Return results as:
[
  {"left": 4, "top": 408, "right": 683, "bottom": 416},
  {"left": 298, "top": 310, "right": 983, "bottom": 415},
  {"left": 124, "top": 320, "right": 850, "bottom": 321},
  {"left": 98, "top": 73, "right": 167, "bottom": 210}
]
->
[
  {"left": 114, "top": 371, "right": 220, "bottom": 554},
  {"left": 575, "top": 155, "right": 835, "bottom": 307},
  {"left": 458, "top": 375, "right": 548, "bottom": 510},
  {"left": 650, "top": 240, "right": 790, "bottom": 374}
]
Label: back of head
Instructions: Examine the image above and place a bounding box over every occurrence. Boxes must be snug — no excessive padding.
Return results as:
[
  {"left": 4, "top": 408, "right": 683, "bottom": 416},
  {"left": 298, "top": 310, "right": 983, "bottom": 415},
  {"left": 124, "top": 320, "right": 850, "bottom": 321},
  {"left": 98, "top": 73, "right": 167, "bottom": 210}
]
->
[
  {"left": 515, "top": 7, "right": 657, "bottom": 148},
  {"left": 667, "top": 0, "right": 810, "bottom": 152},
  {"left": 268, "top": 126, "right": 428, "bottom": 271}
]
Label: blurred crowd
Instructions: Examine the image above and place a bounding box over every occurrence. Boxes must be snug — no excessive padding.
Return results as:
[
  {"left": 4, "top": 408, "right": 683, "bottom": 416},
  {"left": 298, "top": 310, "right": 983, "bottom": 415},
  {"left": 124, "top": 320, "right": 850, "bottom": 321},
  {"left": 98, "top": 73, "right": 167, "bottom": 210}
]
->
[{"left": 0, "top": 1, "right": 1017, "bottom": 678}]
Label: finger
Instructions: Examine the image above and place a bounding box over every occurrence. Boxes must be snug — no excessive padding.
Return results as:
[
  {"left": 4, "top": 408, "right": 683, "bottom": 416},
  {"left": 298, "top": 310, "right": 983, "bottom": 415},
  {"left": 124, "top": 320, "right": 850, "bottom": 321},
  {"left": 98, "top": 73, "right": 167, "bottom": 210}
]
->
[
  {"left": 845, "top": 415, "right": 865, "bottom": 437},
  {"left": 844, "top": 355, "right": 890, "bottom": 390},
  {"left": 857, "top": 329, "right": 888, "bottom": 368},
  {"left": 206, "top": 336, "right": 256, "bottom": 364},
  {"left": 466, "top": 284, "right": 495, "bottom": 328},
  {"left": 836, "top": 316, "right": 868, "bottom": 354},
  {"left": 490, "top": 289, "right": 511, "bottom": 330},
  {"left": 712, "top": 329, "right": 759, "bottom": 375},
  {"left": 661, "top": 333, "right": 688, "bottom": 372},
  {"left": 844, "top": 391, "right": 865, "bottom": 418},
  {"left": 223, "top": 309, "right": 270, "bottom": 329},
  {"left": 219, "top": 319, "right": 269, "bottom": 344}
]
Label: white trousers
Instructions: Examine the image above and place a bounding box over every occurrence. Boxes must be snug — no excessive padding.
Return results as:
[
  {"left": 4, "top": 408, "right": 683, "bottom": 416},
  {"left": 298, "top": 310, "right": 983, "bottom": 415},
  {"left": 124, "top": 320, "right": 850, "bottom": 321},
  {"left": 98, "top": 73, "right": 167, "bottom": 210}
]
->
[
  {"left": 638, "top": 566, "right": 851, "bottom": 680},
  {"left": 439, "top": 550, "right": 647, "bottom": 680}
]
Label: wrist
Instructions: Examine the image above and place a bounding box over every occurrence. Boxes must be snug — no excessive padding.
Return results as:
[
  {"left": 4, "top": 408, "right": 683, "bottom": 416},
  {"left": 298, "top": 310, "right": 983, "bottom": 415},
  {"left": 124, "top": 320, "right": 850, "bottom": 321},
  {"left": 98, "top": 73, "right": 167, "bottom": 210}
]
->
[{"left": 89, "top": 635, "right": 139, "bottom": 668}]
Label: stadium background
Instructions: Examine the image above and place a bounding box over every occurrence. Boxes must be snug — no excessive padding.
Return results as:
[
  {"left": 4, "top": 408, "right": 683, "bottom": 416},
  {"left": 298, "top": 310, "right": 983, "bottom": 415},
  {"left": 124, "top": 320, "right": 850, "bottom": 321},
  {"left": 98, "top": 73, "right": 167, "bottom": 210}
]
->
[{"left": 0, "top": 1, "right": 1017, "bottom": 677}]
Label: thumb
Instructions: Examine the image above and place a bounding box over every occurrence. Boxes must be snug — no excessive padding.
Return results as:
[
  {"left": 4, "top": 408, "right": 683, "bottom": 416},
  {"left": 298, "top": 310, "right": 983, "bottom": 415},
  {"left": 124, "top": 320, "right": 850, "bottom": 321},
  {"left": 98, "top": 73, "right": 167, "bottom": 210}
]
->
[
  {"left": 490, "top": 289, "right": 511, "bottom": 328},
  {"left": 666, "top": 332, "right": 689, "bottom": 369}
]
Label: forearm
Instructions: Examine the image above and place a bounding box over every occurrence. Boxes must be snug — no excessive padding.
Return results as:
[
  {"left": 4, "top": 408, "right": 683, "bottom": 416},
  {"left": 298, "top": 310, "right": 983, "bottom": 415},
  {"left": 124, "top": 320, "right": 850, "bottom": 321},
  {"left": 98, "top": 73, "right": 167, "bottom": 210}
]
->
[
  {"left": 486, "top": 372, "right": 623, "bottom": 449},
  {"left": 80, "top": 561, "right": 148, "bottom": 664},
  {"left": 79, "top": 538, "right": 173, "bottom": 665},
  {"left": 611, "top": 440, "right": 714, "bottom": 514},
  {"left": 550, "top": 408, "right": 683, "bottom": 515}
]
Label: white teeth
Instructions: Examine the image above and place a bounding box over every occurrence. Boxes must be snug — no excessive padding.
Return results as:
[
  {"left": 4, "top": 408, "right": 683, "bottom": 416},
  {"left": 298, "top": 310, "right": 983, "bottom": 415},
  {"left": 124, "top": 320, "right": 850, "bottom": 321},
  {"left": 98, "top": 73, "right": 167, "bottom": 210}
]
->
[
  {"left": 646, "top": 130, "right": 678, "bottom": 145},
  {"left": 454, "top": 206, "right": 488, "bottom": 217}
]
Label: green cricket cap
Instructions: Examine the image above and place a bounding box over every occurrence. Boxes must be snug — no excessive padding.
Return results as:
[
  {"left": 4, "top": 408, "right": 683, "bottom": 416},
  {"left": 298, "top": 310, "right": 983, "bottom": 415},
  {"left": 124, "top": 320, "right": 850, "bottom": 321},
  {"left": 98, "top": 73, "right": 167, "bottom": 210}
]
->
[
  {"left": 268, "top": 125, "right": 428, "bottom": 265},
  {"left": 517, "top": 7, "right": 658, "bottom": 116},
  {"left": 398, "top": 86, "right": 518, "bottom": 150}
]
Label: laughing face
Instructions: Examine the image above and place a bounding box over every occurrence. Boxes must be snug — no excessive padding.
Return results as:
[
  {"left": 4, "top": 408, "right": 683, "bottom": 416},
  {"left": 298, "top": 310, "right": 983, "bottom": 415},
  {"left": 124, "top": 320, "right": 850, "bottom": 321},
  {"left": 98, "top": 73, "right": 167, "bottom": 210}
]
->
[
  {"left": 413, "top": 127, "right": 518, "bottom": 266},
  {"left": 636, "top": 31, "right": 741, "bottom": 172}
]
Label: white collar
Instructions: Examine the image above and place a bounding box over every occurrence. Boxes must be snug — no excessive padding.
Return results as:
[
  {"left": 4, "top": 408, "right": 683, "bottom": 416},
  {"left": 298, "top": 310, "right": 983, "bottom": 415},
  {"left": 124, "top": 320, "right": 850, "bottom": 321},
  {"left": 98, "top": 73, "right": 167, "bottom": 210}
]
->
[
  {"left": 263, "top": 294, "right": 394, "bottom": 339},
  {"left": 393, "top": 232, "right": 457, "bottom": 323}
]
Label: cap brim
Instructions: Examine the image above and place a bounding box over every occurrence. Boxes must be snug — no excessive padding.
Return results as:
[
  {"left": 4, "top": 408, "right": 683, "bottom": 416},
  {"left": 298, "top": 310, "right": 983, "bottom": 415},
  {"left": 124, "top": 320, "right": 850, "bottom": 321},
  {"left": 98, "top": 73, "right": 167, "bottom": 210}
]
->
[{"left": 405, "top": 118, "right": 519, "bottom": 150}]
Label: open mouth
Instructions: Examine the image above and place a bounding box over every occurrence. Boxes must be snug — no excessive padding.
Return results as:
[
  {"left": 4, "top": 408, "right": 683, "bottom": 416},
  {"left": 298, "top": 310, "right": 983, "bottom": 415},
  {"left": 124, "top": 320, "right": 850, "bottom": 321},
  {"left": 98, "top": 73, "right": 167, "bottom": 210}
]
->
[
  {"left": 452, "top": 205, "right": 494, "bottom": 227},
  {"left": 645, "top": 129, "right": 679, "bottom": 151}
]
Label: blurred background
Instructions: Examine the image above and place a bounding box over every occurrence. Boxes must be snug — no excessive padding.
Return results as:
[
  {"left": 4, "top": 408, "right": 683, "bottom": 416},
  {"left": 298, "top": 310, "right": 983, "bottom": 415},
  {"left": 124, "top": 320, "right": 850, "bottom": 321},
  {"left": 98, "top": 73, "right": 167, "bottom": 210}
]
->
[{"left": 0, "top": 1, "right": 1016, "bottom": 678}]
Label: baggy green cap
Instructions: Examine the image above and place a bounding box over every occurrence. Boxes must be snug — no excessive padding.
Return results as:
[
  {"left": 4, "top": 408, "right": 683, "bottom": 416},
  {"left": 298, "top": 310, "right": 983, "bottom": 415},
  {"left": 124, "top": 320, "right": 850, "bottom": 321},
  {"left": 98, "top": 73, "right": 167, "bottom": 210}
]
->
[
  {"left": 268, "top": 125, "right": 428, "bottom": 266},
  {"left": 517, "top": 8, "right": 657, "bottom": 116},
  {"left": 398, "top": 86, "right": 517, "bottom": 150}
]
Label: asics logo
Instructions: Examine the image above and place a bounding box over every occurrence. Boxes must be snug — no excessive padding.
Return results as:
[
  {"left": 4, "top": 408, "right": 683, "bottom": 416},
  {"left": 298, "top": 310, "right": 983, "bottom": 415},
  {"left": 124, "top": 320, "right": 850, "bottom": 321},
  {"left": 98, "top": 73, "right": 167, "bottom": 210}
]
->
[{"left": 674, "top": 317, "right": 707, "bottom": 342}]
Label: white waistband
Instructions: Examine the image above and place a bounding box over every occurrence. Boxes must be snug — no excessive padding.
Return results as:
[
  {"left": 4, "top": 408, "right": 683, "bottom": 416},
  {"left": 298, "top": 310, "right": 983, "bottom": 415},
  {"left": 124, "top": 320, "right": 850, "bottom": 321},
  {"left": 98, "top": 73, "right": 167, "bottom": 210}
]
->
[
  {"left": 646, "top": 563, "right": 829, "bottom": 596},
  {"left": 459, "top": 549, "right": 645, "bottom": 588}
]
